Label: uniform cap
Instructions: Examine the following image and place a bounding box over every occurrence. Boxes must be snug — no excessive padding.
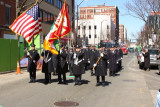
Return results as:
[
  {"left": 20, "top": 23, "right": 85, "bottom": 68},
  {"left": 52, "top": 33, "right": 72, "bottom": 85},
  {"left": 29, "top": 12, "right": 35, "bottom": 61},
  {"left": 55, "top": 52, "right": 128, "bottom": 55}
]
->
[{"left": 31, "top": 44, "right": 36, "bottom": 47}]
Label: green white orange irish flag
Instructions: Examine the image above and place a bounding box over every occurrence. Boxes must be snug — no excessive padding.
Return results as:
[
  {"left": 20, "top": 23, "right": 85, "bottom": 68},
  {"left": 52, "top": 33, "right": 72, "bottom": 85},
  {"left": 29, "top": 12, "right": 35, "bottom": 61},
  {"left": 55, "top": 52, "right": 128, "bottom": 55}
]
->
[{"left": 43, "top": 0, "right": 71, "bottom": 54}]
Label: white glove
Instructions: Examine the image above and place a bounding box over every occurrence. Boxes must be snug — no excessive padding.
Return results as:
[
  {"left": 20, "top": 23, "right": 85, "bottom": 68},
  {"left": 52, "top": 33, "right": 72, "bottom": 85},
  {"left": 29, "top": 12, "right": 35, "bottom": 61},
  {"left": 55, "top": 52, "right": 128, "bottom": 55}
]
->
[
  {"left": 60, "top": 49, "right": 62, "bottom": 54},
  {"left": 116, "top": 62, "right": 118, "bottom": 64},
  {"left": 121, "top": 57, "right": 122, "bottom": 60},
  {"left": 88, "top": 60, "right": 90, "bottom": 63},
  {"left": 33, "top": 60, "right": 36, "bottom": 63},
  {"left": 93, "top": 64, "right": 97, "bottom": 67},
  {"left": 27, "top": 52, "right": 30, "bottom": 56},
  {"left": 101, "top": 53, "right": 104, "bottom": 57},
  {"left": 107, "top": 61, "right": 109, "bottom": 64},
  {"left": 73, "top": 53, "right": 76, "bottom": 59}
]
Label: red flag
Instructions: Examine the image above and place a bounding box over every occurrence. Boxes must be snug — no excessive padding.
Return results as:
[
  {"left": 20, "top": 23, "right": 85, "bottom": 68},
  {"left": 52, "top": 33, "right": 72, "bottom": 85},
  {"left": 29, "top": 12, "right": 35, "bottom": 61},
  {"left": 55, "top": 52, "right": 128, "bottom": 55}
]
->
[{"left": 43, "top": 1, "right": 71, "bottom": 54}]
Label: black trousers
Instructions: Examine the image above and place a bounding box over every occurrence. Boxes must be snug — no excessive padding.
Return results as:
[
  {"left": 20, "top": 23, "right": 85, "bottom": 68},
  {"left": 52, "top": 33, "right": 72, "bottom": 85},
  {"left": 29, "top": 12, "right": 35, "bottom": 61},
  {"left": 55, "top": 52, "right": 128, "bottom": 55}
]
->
[
  {"left": 29, "top": 71, "right": 36, "bottom": 80},
  {"left": 110, "top": 71, "right": 115, "bottom": 76},
  {"left": 75, "top": 74, "right": 82, "bottom": 83},
  {"left": 69, "top": 64, "right": 73, "bottom": 75},
  {"left": 96, "top": 76, "right": 105, "bottom": 83},
  {"left": 45, "top": 72, "right": 51, "bottom": 83},
  {"left": 58, "top": 73, "right": 66, "bottom": 82}
]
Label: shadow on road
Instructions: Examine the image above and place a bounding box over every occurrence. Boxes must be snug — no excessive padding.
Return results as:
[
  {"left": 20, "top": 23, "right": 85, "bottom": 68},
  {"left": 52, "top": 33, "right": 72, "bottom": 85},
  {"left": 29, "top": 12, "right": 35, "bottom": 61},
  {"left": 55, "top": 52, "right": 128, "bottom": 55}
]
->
[{"left": 81, "top": 80, "right": 90, "bottom": 84}]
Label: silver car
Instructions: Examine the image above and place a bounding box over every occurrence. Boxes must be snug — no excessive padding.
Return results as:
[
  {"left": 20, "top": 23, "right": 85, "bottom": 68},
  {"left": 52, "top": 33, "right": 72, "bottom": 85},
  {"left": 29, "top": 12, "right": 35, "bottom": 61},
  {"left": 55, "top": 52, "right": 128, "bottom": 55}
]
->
[{"left": 149, "top": 49, "right": 159, "bottom": 66}]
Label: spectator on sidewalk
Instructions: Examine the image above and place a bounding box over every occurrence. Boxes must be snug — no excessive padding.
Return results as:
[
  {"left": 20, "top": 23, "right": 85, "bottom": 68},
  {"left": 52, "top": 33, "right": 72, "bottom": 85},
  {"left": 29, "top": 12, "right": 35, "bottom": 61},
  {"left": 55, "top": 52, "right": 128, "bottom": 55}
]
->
[
  {"left": 156, "top": 89, "right": 160, "bottom": 107},
  {"left": 143, "top": 49, "right": 150, "bottom": 71}
]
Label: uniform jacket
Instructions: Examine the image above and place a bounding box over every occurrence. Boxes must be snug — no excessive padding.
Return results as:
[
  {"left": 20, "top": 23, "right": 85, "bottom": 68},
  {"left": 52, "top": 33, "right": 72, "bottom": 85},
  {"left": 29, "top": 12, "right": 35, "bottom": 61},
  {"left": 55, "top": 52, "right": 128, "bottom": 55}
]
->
[
  {"left": 89, "top": 49, "right": 97, "bottom": 69},
  {"left": 73, "top": 51, "right": 84, "bottom": 75},
  {"left": 57, "top": 49, "right": 68, "bottom": 74},
  {"left": 95, "top": 51, "right": 108, "bottom": 76},
  {"left": 67, "top": 52, "right": 74, "bottom": 66},
  {"left": 52, "top": 54, "right": 58, "bottom": 68},
  {"left": 108, "top": 50, "right": 118, "bottom": 71},
  {"left": 41, "top": 50, "right": 53, "bottom": 73},
  {"left": 27, "top": 50, "right": 40, "bottom": 72}
]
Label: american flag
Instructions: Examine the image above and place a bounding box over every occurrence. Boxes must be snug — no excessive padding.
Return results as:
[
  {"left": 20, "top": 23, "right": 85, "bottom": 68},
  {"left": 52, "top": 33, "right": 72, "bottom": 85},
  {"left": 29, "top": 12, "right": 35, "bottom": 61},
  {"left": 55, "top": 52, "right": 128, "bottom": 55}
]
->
[{"left": 9, "top": 4, "right": 42, "bottom": 43}]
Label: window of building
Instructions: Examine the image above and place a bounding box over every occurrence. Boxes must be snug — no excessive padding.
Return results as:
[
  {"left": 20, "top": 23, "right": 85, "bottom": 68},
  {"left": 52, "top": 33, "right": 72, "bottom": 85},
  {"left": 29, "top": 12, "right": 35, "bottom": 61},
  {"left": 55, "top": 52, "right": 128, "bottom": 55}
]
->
[
  {"left": 94, "top": 25, "right": 96, "bottom": 29},
  {"left": 95, "top": 34, "right": 97, "bottom": 38},
  {"left": 39, "top": 10, "right": 43, "bottom": 22},
  {"left": 55, "top": 0, "right": 63, "bottom": 9},
  {"left": 67, "top": 5, "right": 69, "bottom": 13},
  {"left": 95, "top": 9, "right": 101, "bottom": 12},
  {"left": 44, "top": 12, "right": 54, "bottom": 24},
  {"left": 89, "top": 35, "right": 91, "bottom": 38},
  {"left": 89, "top": 26, "right": 91, "bottom": 30},
  {"left": 6, "top": 7, "right": 10, "bottom": 25},
  {"left": 78, "top": 26, "right": 80, "bottom": 30},
  {"left": 45, "top": 0, "right": 53, "bottom": 5},
  {"left": 107, "top": 25, "right": 109, "bottom": 29}
]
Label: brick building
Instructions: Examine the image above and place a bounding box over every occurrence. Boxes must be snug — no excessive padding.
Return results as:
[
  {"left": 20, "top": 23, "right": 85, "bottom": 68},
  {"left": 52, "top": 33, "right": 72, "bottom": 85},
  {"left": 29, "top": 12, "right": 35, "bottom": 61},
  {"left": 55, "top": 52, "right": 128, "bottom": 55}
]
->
[
  {"left": 79, "top": 4, "right": 119, "bottom": 43},
  {"left": 119, "top": 24, "right": 127, "bottom": 44},
  {"left": 119, "top": 24, "right": 124, "bottom": 43},
  {"left": 0, "top": 0, "right": 16, "bottom": 38}
]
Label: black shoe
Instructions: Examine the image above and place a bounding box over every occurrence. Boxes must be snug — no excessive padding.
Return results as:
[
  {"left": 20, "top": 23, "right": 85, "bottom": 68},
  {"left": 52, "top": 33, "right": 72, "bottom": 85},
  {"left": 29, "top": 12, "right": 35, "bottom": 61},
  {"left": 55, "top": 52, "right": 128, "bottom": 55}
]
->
[
  {"left": 44, "top": 81, "right": 48, "bottom": 85},
  {"left": 78, "top": 81, "right": 82, "bottom": 85},
  {"left": 29, "top": 80, "right": 33, "bottom": 83},
  {"left": 91, "top": 72, "right": 94, "bottom": 76},
  {"left": 74, "top": 82, "right": 78, "bottom": 86},
  {"left": 63, "top": 81, "right": 68, "bottom": 85},
  {"left": 102, "top": 82, "right": 105, "bottom": 87},
  {"left": 48, "top": 81, "right": 51, "bottom": 84},
  {"left": 32, "top": 79, "right": 36, "bottom": 83},
  {"left": 58, "top": 81, "right": 63, "bottom": 84},
  {"left": 96, "top": 82, "right": 101, "bottom": 86}
]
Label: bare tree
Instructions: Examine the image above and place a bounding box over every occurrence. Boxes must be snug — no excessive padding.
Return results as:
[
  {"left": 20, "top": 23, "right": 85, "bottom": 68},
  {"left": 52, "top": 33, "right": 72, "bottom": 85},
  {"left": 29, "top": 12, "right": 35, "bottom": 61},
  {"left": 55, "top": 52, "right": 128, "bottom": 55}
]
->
[
  {"left": 16, "top": 0, "right": 44, "bottom": 16},
  {"left": 125, "top": 0, "right": 160, "bottom": 47},
  {"left": 125, "top": 0, "right": 160, "bottom": 23}
]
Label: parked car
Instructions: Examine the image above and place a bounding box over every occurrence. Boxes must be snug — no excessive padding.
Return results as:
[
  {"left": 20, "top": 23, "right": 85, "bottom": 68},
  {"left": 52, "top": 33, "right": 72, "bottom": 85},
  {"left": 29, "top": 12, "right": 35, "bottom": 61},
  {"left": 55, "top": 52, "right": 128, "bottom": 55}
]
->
[
  {"left": 149, "top": 49, "right": 159, "bottom": 67},
  {"left": 128, "top": 48, "right": 134, "bottom": 53},
  {"left": 121, "top": 47, "right": 128, "bottom": 55}
]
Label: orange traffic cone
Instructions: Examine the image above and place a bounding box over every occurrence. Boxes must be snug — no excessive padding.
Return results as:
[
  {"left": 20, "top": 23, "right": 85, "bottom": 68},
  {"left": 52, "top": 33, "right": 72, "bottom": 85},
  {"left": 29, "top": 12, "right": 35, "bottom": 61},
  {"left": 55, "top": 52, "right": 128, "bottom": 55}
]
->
[{"left": 16, "top": 61, "right": 21, "bottom": 74}]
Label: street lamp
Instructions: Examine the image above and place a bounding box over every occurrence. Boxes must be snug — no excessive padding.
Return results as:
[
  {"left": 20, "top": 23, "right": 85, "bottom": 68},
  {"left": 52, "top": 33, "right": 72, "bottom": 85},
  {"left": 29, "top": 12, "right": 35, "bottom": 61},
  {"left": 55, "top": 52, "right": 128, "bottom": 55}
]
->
[{"left": 76, "top": 0, "right": 88, "bottom": 46}]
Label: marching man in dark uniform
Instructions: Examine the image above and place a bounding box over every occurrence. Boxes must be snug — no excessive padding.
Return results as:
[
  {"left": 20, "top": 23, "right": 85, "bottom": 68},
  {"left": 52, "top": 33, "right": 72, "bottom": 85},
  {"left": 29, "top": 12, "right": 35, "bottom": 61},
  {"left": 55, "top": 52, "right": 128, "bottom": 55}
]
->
[
  {"left": 108, "top": 46, "right": 118, "bottom": 76},
  {"left": 67, "top": 48, "right": 74, "bottom": 76},
  {"left": 57, "top": 45, "right": 68, "bottom": 84},
  {"left": 117, "top": 46, "right": 123, "bottom": 71},
  {"left": 89, "top": 45, "right": 97, "bottom": 76},
  {"left": 93, "top": 46, "right": 108, "bottom": 87},
  {"left": 83, "top": 45, "right": 91, "bottom": 70},
  {"left": 52, "top": 54, "right": 58, "bottom": 75},
  {"left": 41, "top": 50, "right": 53, "bottom": 85},
  {"left": 73, "top": 45, "right": 84, "bottom": 85},
  {"left": 27, "top": 44, "right": 40, "bottom": 83}
]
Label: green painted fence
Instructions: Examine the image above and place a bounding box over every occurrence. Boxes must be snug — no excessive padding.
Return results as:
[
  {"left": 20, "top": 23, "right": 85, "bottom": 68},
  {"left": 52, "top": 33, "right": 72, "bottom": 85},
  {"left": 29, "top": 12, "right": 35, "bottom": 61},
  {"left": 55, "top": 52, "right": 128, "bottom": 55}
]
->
[{"left": 0, "top": 39, "right": 18, "bottom": 72}]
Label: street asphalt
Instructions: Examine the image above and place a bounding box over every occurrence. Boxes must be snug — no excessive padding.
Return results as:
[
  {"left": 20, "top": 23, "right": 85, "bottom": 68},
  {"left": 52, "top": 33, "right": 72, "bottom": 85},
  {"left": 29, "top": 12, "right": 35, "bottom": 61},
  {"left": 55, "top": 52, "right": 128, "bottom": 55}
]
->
[{"left": 0, "top": 53, "right": 159, "bottom": 107}]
